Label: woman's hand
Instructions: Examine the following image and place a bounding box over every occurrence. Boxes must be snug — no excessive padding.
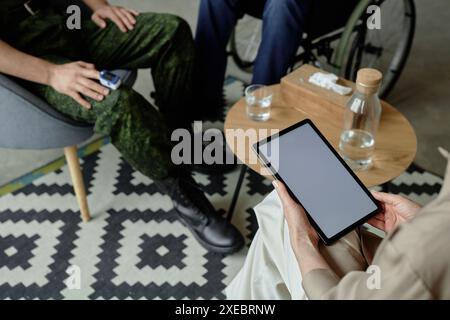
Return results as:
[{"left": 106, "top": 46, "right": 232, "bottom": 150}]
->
[
  {"left": 48, "top": 61, "right": 109, "bottom": 109},
  {"left": 273, "top": 180, "right": 320, "bottom": 250},
  {"left": 273, "top": 180, "right": 331, "bottom": 276},
  {"left": 91, "top": 4, "right": 139, "bottom": 32},
  {"left": 368, "top": 191, "right": 422, "bottom": 233}
]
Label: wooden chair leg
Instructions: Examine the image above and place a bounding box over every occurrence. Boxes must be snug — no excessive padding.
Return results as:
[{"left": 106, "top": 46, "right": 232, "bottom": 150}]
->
[{"left": 64, "top": 145, "right": 91, "bottom": 222}]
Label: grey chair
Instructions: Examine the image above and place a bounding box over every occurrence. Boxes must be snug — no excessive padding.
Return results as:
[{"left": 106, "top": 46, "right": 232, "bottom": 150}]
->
[{"left": 0, "top": 70, "right": 137, "bottom": 222}]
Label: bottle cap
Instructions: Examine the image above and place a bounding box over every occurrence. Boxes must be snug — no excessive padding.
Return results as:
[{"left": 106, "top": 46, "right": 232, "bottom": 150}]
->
[{"left": 356, "top": 68, "right": 383, "bottom": 94}]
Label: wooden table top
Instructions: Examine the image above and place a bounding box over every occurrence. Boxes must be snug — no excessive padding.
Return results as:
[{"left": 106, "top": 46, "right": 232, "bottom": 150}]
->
[{"left": 224, "top": 67, "right": 417, "bottom": 187}]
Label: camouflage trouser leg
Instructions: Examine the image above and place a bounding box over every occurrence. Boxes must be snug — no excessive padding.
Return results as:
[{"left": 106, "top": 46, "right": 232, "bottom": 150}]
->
[
  {"left": 27, "top": 13, "right": 196, "bottom": 180},
  {"left": 80, "top": 13, "right": 196, "bottom": 128}
]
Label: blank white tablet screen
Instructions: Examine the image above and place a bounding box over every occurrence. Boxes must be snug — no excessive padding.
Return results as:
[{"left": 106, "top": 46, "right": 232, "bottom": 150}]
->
[{"left": 258, "top": 122, "right": 378, "bottom": 239}]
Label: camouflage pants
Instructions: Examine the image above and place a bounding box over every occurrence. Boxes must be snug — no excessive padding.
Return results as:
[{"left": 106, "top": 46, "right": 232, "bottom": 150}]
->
[{"left": 11, "top": 10, "right": 196, "bottom": 180}]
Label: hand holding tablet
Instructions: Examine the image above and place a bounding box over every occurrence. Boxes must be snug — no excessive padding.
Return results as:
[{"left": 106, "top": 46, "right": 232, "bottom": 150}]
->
[
  {"left": 253, "top": 119, "right": 381, "bottom": 245},
  {"left": 272, "top": 179, "right": 321, "bottom": 248}
]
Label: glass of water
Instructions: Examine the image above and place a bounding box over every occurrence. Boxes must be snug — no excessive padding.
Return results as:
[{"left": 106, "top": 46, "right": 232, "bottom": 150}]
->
[{"left": 245, "top": 85, "right": 273, "bottom": 121}]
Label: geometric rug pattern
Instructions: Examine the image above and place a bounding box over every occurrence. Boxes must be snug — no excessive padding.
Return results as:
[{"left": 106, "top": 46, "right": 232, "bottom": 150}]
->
[
  {"left": 0, "top": 145, "right": 443, "bottom": 299},
  {"left": 0, "top": 79, "right": 444, "bottom": 299},
  {"left": 0, "top": 143, "right": 270, "bottom": 299}
]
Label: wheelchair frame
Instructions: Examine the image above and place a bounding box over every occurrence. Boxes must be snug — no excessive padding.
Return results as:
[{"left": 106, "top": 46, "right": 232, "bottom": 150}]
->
[{"left": 229, "top": 0, "right": 416, "bottom": 98}]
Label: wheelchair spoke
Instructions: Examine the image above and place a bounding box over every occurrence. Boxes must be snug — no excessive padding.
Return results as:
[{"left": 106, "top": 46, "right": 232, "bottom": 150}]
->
[{"left": 345, "top": 0, "right": 415, "bottom": 98}]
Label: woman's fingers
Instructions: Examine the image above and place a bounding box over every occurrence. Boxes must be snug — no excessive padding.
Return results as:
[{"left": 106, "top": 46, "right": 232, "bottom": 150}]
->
[
  {"left": 273, "top": 180, "right": 298, "bottom": 209},
  {"left": 367, "top": 216, "right": 385, "bottom": 231},
  {"left": 273, "top": 180, "right": 287, "bottom": 203},
  {"left": 371, "top": 190, "right": 401, "bottom": 206},
  {"left": 370, "top": 212, "right": 385, "bottom": 222},
  {"left": 367, "top": 211, "right": 386, "bottom": 230}
]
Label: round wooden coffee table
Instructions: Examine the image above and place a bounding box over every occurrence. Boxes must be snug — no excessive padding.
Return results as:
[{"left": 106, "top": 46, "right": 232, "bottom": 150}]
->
[{"left": 223, "top": 85, "right": 417, "bottom": 218}]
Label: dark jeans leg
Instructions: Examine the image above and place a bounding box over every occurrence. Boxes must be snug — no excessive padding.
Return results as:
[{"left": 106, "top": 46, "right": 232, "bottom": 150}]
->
[
  {"left": 194, "top": 0, "right": 245, "bottom": 108},
  {"left": 252, "top": 0, "right": 311, "bottom": 85}
]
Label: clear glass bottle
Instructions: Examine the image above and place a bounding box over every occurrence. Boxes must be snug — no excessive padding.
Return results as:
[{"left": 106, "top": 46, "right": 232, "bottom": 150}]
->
[{"left": 339, "top": 68, "right": 383, "bottom": 171}]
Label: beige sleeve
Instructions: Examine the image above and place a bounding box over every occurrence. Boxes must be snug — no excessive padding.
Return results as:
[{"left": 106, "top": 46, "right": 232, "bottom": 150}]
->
[{"left": 302, "top": 238, "right": 433, "bottom": 300}]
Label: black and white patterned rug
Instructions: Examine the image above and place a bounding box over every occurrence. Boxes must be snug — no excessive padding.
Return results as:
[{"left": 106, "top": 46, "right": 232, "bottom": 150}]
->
[{"left": 0, "top": 80, "right": 444, "bottom": 299}]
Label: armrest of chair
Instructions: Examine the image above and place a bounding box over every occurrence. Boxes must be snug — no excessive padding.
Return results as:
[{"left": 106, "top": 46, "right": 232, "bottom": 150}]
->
[
  {"left": 0, "top": 74, "right": 90, "bottom": 125},
  {"left": 0, "top": 69, "right": 137, "bottom": 150},
  {"left": 0, "top": 74, "right": 93, "bottom": 149},
  {"left": 0, "top": 69, "right": 136, "bottom": 115}
]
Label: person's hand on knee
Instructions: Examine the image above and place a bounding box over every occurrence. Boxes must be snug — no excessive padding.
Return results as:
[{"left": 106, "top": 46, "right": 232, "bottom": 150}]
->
[
  {"left": 48, "top": 61, "right": 110, "bottom": 109},
  {"left": 368, "top": 191, "right": 422, "bottom": 233},
  {"left": 90, "top": 2, "right": 139, "bottom": 33}
]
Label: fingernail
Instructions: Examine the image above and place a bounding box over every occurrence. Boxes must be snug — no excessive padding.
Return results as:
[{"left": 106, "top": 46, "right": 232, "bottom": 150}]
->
[{"left": 272, "top": 180, "right": 278, "bottom": 189}]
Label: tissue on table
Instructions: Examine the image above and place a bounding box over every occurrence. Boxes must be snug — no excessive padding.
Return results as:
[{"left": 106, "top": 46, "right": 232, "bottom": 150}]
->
[{"left": 308, "top": 72, "right": 352, "bottom": 95}]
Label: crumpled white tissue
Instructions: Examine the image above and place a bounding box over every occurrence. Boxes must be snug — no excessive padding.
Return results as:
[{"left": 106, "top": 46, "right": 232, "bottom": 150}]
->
[{"left": 308, "top": 72, "right": 352, "bottom": 95}]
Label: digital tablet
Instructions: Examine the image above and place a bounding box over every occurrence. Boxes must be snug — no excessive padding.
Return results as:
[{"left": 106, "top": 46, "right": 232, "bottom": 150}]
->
[{"left": 253, "top": 119, "right": 381, "bottom": 245}]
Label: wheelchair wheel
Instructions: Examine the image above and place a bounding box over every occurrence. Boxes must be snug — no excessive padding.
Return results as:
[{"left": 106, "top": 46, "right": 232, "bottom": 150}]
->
[
  {"left": 229, "top": 15, "right": 262, "bottom": 73},
  {"left": 344, "top": 0, "right": 416, "bottom": 98}
]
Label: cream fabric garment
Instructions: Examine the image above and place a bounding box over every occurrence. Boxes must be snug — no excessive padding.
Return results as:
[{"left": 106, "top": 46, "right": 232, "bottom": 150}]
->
[
  {"left": 226, "top": 190, "right": 380, "bottom": 300},
  {"left": 227, "top": 149, "right": 450, "bottom": 300},
  {"left": 226, "top": 191, "right": 307, "bottom": 299}
]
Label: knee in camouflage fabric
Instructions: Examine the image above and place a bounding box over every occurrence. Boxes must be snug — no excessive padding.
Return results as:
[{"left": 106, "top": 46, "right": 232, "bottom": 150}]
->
[{"left": 1, "top": 3, "right": 197, "bottom": 181}]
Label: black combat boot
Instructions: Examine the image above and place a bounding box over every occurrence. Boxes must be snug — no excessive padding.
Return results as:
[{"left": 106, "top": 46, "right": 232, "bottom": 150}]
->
[
  {"left": 184, "top": 121, "right": 237, "bottom": 175},
  {"left": 157, "top": 171, "right": 244, "bottom": 254}
]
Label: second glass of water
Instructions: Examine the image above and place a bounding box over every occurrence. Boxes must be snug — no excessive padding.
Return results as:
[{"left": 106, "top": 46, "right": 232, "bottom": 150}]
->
[{"left": 245, "top": 85, "right": 273, "bottom": 121}]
